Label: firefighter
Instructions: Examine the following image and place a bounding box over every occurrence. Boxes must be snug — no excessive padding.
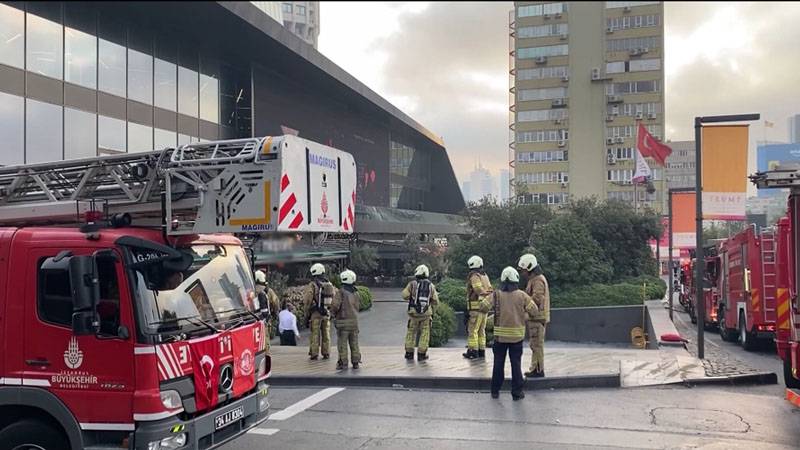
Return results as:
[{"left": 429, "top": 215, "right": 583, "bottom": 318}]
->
[
  {"left": 330, "top": 270, "right": 361, "bottom": 370},
  {"left": 402, "top": 264, "right": 439, "bottom": 361},
  {"left": 254, "top": 269, "right": 280, "bottom": 325},
  {"left": 464, "top": 255, "right": 492, "bottom": 360},
  {"left": 481, "top": 267, "right": 538, "bottom": 400},
  {"left": 518, "top": 253, "right": 550, "bottom": 378},
  {"left": 302, "top": 263, "right": 334, "bottom": 360}
]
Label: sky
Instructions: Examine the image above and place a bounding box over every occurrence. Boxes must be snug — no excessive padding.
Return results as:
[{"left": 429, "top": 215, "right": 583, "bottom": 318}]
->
[{"left": 318, "top": 2, "right": 800, "bottom": 183}]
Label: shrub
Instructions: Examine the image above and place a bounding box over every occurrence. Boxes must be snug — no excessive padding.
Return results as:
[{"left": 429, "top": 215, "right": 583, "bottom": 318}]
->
[
  {"left": 430, "top": 303, "right": 456, "bottom": 347},
  {"left": 356, "top": 286, "right": 373, "bottom": 311},
  {"left": 437, "top": 278, "right": 467, "bottom": 313},
  {"left": 622, "top": 275, "right": 666, "bottom": 300},
  {"left": 551, "top": 283, "right": 646, "bottom": 308}
]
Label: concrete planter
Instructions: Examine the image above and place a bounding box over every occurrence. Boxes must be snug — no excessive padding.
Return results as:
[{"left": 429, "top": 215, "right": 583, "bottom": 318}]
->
[
  {"left": 546, "top": 305, "right": 651, "bottom": 346},
  {"left": 454, "top": 311, "right": 466, "bottom": 336}
]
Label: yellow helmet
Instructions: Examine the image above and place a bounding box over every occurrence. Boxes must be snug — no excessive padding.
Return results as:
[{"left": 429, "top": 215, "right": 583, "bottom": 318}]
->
[
  {"left": 517, "top": 254, "right": 539, "bottom": 272},
  {"left": 340, "top": 270, "right": 357, "bottom": 285},
  {"left": 467, "top": 255, "right": 484, "bottom": 270},
  {"left": 414, "top": 264, "right": 430, "bottom": 278},
  {"left": 310, "top": 263, "right": 326, "bottom": 276},
  {"left": 500, "top": 266, "right": 520, "bottom": 283}
]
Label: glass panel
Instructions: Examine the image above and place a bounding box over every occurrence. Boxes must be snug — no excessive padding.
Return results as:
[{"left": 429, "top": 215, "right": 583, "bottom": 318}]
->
[
  {"left": 0, "top": 4, "right": 24, "bottom": 69},
  {"left": 26, "top": 99, "right": 63, "bottom": 164},
  {"left": 99, "top": 39, "right": 126, "bottom": 97},
  {"left": 26, "top": 13, "right": 63, "bottom": 79},
  {"left": 178, "top": 66, "right": 198, "bottom": 117},
  {"left": 178, "top": 133, "right": 190, "bottom": 146},
  {"left": 154, "top": 128, "right": 177, "bottom": 149},
  {"left": 199, "top": 74, "right": 219, "bottom": 123},
  {"left": 0, "top": 92, "right": 24, "bottom": 166},
  {"left": 98, "top": 115, "right": 126, "bottom": 153},
  {"left": 65, "top": 27, "right": 96, "bottom": 89},
  {"left": 154, "top": 58, "right": 177, "bottom": 111},
  {"left": 128, "top": 48, "right": 153, "bottom": 104},
  {"left": 65, "top": 108, "right": 97, "bottom": 159},
  {"left": 128, "top": 122, "right": 153, "bottom": 153}
]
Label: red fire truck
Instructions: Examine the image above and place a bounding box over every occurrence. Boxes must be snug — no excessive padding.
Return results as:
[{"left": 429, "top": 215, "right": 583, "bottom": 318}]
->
[
  {"left": 716, "top": 225, "right": 777, "bottom": 350},
  {"left": 0, "top": 137, "right": 357, "bottom": 449},
  {"left": 682, "top": 247, "right": 721, "bottom": 329}
]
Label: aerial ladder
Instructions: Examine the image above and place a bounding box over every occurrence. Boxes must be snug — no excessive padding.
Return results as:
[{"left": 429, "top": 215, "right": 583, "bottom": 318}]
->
[{"left": 0, "top": 135, "right": 358, "bottom": 238}]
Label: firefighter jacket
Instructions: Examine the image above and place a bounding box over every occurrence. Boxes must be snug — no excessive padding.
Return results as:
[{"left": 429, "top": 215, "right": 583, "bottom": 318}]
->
[
  {"left": 258, "top": 287, "right": 280, "bottom": 321},
  {"left": 402, "top": 279, "right": 439, "bottom": 318},
  {"left": 481, "top": 288, "right": 538, "bottom": 344},
  {"left": 525, "top": 274, "right": 550, "bottom": 324},
  {"left": 466, "top": 270, "right": 493, "bottom": 312},
  {"left": 302, "top": 278, "right": 335, "bottom": 322},
  {"left": 330, "top": 286, "right": 360, "bottom": 331}
]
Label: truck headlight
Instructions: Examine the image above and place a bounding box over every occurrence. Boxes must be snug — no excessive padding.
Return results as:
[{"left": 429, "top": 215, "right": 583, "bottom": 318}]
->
[
  {"left": 257, "top": 357, "right": 267, "bottom": 379},
  {"left": 147, "top": 433, "right": 187, "bottom": 450},
  {"left": 160, "top": 390, "right": 182, "bottom": 410}
]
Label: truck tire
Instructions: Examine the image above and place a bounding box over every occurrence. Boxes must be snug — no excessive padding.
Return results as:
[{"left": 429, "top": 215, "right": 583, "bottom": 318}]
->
[
  {"left": 784, "top": 356, "right": 800, "bottom": 389},
  {"left": 738, "top": 312, "right": 757, "bottom": 351},
  {"left": 719, "top": 308, "right": 734, "bottom": 342},
  {"left": 0, "top": 419, "right": 67, "bottom": 450}
]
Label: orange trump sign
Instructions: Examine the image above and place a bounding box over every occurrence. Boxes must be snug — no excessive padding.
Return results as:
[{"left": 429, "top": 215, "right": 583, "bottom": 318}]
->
[
  {"left": 672, "top": 191, "right": 696, "bottom": 248},
  {"left": 701, "top": 125, "right": 749, "bottom": 220}
]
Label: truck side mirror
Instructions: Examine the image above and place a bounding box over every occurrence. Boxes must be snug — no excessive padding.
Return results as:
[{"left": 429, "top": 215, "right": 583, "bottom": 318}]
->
[{"left": 69, "top": 255, "right": 100, "bottom": 335}]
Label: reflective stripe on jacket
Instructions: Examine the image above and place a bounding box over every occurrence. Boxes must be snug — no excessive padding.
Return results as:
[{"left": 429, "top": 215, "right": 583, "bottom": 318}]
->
[
  {"left": 402, "top": 280, "right": 439, "bottom": 318},
  {"left": 466, "top": 271, "right": 492, "bottom": 312},
  {"left": 482, "top": 289, "right": 537, "bottom": 344},
  {"left": 525, "top": 274, "right": 550, "bottom": 324},
  {"left": 330, "top": 287, "right": 360, "bottom": 330}
]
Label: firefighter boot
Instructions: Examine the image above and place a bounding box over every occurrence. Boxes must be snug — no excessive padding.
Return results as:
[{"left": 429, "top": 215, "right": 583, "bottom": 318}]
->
[
  {"left": 405, "top": 351, "right": 414, "bottom": 360},
  {"left": 512, "top": 391, "right": 526, "bottom": 401},
  {"left": 352, "top": 362, "right": 360, "bottom": 369},
  {"left": 417, "top": 352, "right": 428, "bottom": 361},
  {"left": 477, "top": 350, "right": 486, "bottom": 359},
  {"left": 336, "top": 360, "right": 346, "bottom": 370},
  {"left": 525, "top": 369, "right": 545, "bottom": 378},
  {"left": 462, "top": 349, "right": 477, "bottom": 359}
]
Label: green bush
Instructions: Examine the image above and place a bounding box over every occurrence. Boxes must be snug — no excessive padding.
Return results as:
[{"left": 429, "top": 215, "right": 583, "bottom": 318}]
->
[
  {"left": 622, "top": 275, "right": 666, "bottom": 300},
  {"left": 437, "top": 278, "right": 467, "bottom": 313},
  {"left": 552, "top": 283, "right": 644, "bottom": 308},
  {"left": 356, "top": 286, "right": 373, "bottom": 311},
  {"left": 430, "top": 303, "right": 456, "bottom": 347}
]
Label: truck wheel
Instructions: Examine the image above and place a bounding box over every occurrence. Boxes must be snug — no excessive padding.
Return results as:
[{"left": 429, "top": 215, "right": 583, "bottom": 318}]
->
[
  {"left": 0, "top": 419, "right": 66, "bottom": 450},
  {"left": 719, "top": 308, "right": 733, "bottom": 342},
  {"left": 784, "top": 356, "right": 800, "bottom": 389},
  {"left": 738, "top": 312, "right": 757, "bottom": 351}
]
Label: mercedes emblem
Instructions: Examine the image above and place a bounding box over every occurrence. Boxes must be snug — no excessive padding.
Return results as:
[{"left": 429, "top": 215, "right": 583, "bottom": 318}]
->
[{"left": 219, "top": 364, "right": 234, "bottom": 393}]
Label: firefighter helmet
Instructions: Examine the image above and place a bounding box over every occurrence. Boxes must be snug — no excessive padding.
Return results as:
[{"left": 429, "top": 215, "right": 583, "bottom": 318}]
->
[
  {"left": 517, "top": 254, "right": 539, "bottom": 272},
  {"left": 467, "top": 255, "right": 484, "bottom": 270},
  {"left": 340, "top": 270, "right": 357, "bottom": 285},
  {"left": 254, "top": 269, "right": 267, "bottom": 286},
  {"left": 310, "top": 263, "right": 326, "bottom": 276},
  {"left": 500, "top": 266, "right": 520, "bottom": 283},
  {"left": 414, "top": 264, "right": 430, "bottom": 278}
]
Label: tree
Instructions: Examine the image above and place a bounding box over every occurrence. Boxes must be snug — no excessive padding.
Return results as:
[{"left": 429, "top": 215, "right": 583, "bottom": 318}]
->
[
  {"left": 530, "top": 214, "right": 613, "bottom": 290},
  {"left": 402, "top": 234, "right": 450, "bottom": 281},
  {"left": 703, "top": 221, "right": 747, "bottom": 246},
  {"left": 348, "top": 243, "right": 379, "bottom": 275}
]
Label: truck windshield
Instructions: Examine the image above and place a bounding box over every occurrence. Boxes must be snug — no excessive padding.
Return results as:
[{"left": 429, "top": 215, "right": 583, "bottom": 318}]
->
[{"left": 136, "top": 244, "right": 257, "bottom": 333}]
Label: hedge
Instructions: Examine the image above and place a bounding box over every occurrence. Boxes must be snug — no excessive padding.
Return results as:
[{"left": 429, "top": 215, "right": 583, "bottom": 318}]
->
[
  {"left": 551, "top": 278, "right": 665, "bottom": 309},
  {"left": 356, "top": 286, "right": 373, "bottom": 311},
  {"left": 430, "top": 303, "right": 456, "bottom": 347},
  {"left": 437, "top": 278, "right": 467, "bottom": 313}
]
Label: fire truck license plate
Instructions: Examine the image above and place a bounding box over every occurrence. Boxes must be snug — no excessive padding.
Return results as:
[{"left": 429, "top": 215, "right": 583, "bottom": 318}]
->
[{"left": 214, "top": 406, "right": 244, "bottom": 431}]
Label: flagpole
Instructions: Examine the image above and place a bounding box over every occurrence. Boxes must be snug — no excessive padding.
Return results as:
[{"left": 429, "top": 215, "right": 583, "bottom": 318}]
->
[{"left": 634, "top": 120, "right": 639, "bottom": 212}]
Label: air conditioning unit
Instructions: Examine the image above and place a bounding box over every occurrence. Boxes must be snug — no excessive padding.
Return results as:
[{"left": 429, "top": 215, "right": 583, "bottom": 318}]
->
[
  {"left": 605, "top": 115, "right": 614, "bottom": 122},
  {"left": 624, "top": 6, "right": 632, "bottom": 12},
  {"left": 640, "top": 47, "right": 649, "bottom": 54},
  {"left": 607, "top": 95, "right": 623, "bottom": 103},
  {"left": 591, "top": 67, "right": 601, "bottom": 80},
  {"left": 543, "top": 13, "right": 551, "bottom": 20},
  {"left": 561, "top": 75, "right": 570, "bottom": 82},
  {"left": 611, "top": 106, "right": 620, "bottom": 115},
  {"left": 647, "top": 112, "right": 657, "bottom": 120},
  {"left": 635, "top": 112, "right": 644, "bottom": 120},
  {"left": 535, "top": 56, "right": 548, "bottom": 64},
  {"left": 606, "top": 137, "right": 615, "bottom": 145},
  {"left": 555, "top": 12, "right": 562, "bottom": 18},
  {"left": 557, "top": 140, "right": 567, "bottom": 147},
  {"left": 559, "top": 33, "right": 568, "bottom": 41},
  {"left": 607, "top": 152, "right": 617, "bottom": 165},
  {"left": 606, "top": 26, "right": 615, "bottom": 34},
  {"left": 629, "top": 48, "right": 642, "bottom": 56},
  {"left": 552, "top": 98, "right": 567, "bottom": 107},
  {"left": 554, "top": 118, "right": 564, "bottom": 125},
  {"left": 560, "top": 181, "right": 568, "bottom": 188},
  {"left": 615, "top": 137, "right": 625, "bottom": 144}
]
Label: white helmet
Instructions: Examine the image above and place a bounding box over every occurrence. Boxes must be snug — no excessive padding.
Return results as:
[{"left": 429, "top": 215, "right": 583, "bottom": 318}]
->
[
  {"left": 500, "top": 266, "right": 520, "bottom": 283},
  {"left": 467, "top": 255, "right": 484, "bottom": 270},
  {"left": 340, "top": 270, "right": 357, "bottom": 285},
  {"left": 414, "top": 264, "right": 430, "bottom": 278},
  {"left": 310, "top": 263, "right": 326, "bottom": 276},
  {"left": 517, "top": 254, "right": 539, "bottom": 272},
  {"left": 254, "top": 270, "right": 267, "bottom": 286}
]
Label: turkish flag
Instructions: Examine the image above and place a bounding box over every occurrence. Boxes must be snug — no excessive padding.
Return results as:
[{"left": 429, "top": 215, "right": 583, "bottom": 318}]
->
[
  {"left": 232, "top": 326, "right": 257, "bottom": 398},
  {"left": 637, "top": 123, "right": 672, "bottom": 166},
  {"left": 190, "top": 337, "right": 220, "bottom": 412}
]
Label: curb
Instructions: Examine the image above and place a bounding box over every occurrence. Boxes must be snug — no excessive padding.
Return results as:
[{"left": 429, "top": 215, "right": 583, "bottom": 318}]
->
[
  {"left": 268, "top": 373, "right": 621, "bottom": 391},
  {"left": 683, "top": 371, "right": 778, "bottom": 386}
]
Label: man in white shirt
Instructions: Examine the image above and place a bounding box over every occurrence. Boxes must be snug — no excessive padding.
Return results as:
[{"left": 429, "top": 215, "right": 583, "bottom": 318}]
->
[{"left": 278, "top": 303, "right": 301, "bottom": 346}]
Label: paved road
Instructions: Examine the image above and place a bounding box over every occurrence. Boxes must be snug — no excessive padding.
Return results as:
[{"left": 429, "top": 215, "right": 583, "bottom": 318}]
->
[{"left": 222, "top": 384, "right": 800, "bottom": 449}]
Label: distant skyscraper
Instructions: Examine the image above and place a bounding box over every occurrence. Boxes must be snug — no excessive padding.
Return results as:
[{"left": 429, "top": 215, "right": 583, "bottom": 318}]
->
[
  {"left": 461, "top": 181, "right": 472, "bottom": 203},
  {"left": 789, "top": 114, "right": 800, "bottom": 144},
  {"left": 251, "top": 2, "right": 320, "bottom": 49},
  {"left": 499, "top": 169, "right": 511, "bottom": 202}
]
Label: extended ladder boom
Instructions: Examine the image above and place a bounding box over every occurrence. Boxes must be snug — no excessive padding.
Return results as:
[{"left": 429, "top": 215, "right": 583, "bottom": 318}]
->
[{"left": 750, "top": 164, "right": 800, "bottom": 190}]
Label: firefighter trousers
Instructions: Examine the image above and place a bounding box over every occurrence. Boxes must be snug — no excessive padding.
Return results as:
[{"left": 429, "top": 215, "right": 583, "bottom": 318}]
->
[
  {"left": 309, "top": 317, "right": 331, "bottom": 357},
  {"left": 528, "top": 321, "right": 546, "bottom": 372},
  {"left": 405, "top": 315, "right": 432, "bottom": 353},
  {"left": 336, "top": 328, "right": 361, "bottom": 364},
  {"left": 467, "top": 311, "right": 487, "bottom": 351}
]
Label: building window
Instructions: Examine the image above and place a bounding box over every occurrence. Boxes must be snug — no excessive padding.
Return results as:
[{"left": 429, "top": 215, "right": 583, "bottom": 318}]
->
[
  {"left": 518, "top": 87, "right": 567, "bottom": 102},
  {"left": 517, "top": 150, "right": 568, "bottom": 164},
  {"left": 606, "top": 80, "right": 660, "bottom": 95},
  {"left": 128, "top": 49, "right": 153, "bottom": 105},
  {"left": 65, "top": 27, "right": 97, "bottom": 89},
  {"left": 608, "top": 191, "right": 634, "bottom": 202},
  {"left": 518, "top": 3, "right": 566, "bottom": 18},
  {"left": 607, "top": 125, "right": 660, "bottom": 139},
  {"left": 608, "top": 147, "right": 634, "bottom": 161},
  {"left": 517, "top": 129, "right": 568, "bottom": 143},
  {"left": 606, "top": 59, "right": 660, "bottom": 74},
  {"left": 520, "top": 192, "right": 569, "bottom": 205},
  {"left": 517, "top": 44, "right": 568, "bottom": 59},
  {"left": 607, "top": 169, "right": 634, "bottom": 183},
  {"left": 517, "top": 109, "right": 568, "bottom": 123},
  {"left": 516, "top": 66, "right": 568, "bottom": 81},
  {"left": 128, "top": 122, "right": 153, "bottom": 153},
  {"left": 27, "top": 13, "right": 62, "bottom": 80},
  {"left": 605, "top": 1, "right": 660, "bottom": 9},
  {"left": 0, "top": 92, "right": 24, "bottom": 166},
  {"left": 178, "top": 67, "right": 199, "bottom": 118},
  {"left": 99, "top": 39, "right": 127, "bottom": 97},
  {"left": 607, "top": 36, "right": 660, "bottom": 52},
  {"left": 65, "top": 108, "right": 97, "bottom": 160},
  {"left": 518, "top": 171, "right": 569, "bottom": 185},
  {"left": 607, "top": 14, "right": 660, "bottom": 31},
  {"left": 154, "top": 128, "right": 177, "bottom": 149},
  {"left": 517, "top": 23, "right": 568, "bottom": 39},
  {"left": 390, "top": 141, "right": 416, "bottom": 177},
  {"left": 0, "top": 4, "right": 24, "bottom": 69},
  {"left": 296, "top": 5, "right": 306, "bottom": 15},
  {"left": 26, "top": 99, "right": 63, "bottom": 164},
  {"left": 282, "top": 3, "right": 293, "bottom": 13},
  {"left": 99, "top": 115, "right": 126, "bottom": 153},
  {"left": 154, "top": 58, "right": 177, "bottom": 112},
  {"left": 200, "top": 73, "right": 220, "bottom": 123}
]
